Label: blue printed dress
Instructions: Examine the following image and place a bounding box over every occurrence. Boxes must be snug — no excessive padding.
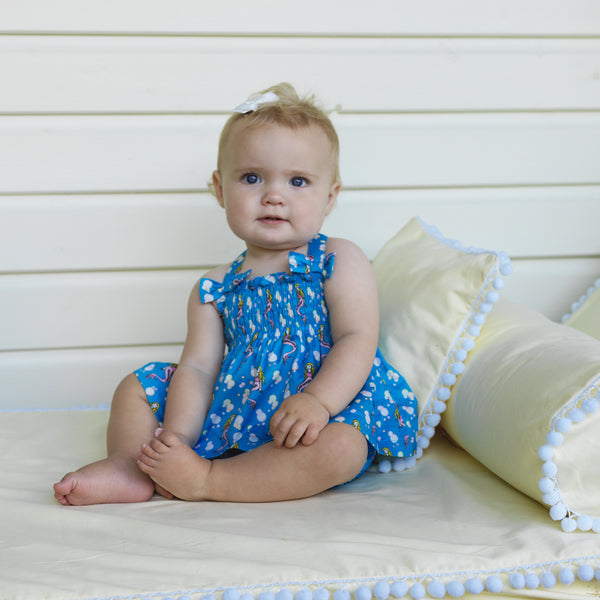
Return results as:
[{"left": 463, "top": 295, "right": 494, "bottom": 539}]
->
[{"left": 136, "top": 234, "right": 417, "bottom": 463}]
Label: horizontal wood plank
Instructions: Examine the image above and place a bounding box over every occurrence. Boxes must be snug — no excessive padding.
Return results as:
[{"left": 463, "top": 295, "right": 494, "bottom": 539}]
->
[
  {"left": 0, "top": 270, "right": 196, "bottom": 351},
  {"left": 2, "top": 0, "right": 599, "bottom": 35},
  {"left": 503, "top": 257, "right": 600, "bottom": 320},
  {"left": 0, "top": 346, "right": 182, "bottom": 411},
  {"left": 2, "top": 113, "right": 600, "bottom": 193},
  {"left": 3, "top": 37, "right": 600, "bottom": 113},
  {"left": 2, "top": 186, "right": 599, "bottom": 273},
  {"left": 2, "top": 258, "right": 599, "bottom": 352}
]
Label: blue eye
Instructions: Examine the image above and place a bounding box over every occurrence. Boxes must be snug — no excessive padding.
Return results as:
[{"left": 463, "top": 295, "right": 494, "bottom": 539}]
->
[
  {"left": 290, "top": 177, "right": 306, "bottom": 187},
  {"left": 243, "top": 173, "right": 260, "bottom": 184}
]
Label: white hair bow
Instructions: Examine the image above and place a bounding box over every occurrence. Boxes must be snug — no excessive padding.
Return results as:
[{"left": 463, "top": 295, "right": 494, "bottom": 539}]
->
[{"left": 233, "top": 91, "right": 279, "bottom": 114}]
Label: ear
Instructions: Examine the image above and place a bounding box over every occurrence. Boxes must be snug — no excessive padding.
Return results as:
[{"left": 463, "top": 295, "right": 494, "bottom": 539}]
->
[
  {"left": 212, "top": 170, "right": 225, "bottom": 207},
  {"left": 325, "top": 180, "right": 341, "bottom": 215}
]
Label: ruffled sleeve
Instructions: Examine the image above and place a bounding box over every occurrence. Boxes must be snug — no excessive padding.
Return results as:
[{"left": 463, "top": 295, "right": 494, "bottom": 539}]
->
[{"left": 198, "top": 277, "right": 226, "bottom": 304}]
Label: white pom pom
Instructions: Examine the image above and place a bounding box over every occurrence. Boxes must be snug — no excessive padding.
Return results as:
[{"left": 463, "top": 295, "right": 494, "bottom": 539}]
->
[
  {"left": 492, "top": 278, "right": 505, "bottom": 290},
  {"left": 485, "top": 576, "right": 503, "bottom": 593},
  {"left": 508, "top": 573, "right": 525, "bottom": 589},
  {"left": 473, "top": 312, "right": 486, "bottom": 325},
  {"left": 378, "top": 459, "right": 392, "bottom": 473},
  {"left": 541, "top": 461, "right": 557, "bottom": 477},
  {"left": 432, "top": 400, "right": 447, "bottom": 414},
  {"left": 454, "top": 349, "right": 468, "bottom": 361},
  {"left": 555, "top": 418, "right": 572, "bottom": 433},
  {"left": 422, "top": 425, "right": 435, "bottom": 439},
  {"left": 389, "top": 582, "right": 408, "bottom": 598},
  {"left": 427, "top": 581, "right": 445, "bottom": 599},
  {"left": 549, "top": 503, "right": 567, "bottom": 520},
  {"left": 405, "top": 456, "right": 417, "bottom": 469},
  {"left": 436, "top": 386, "right": 451, "bottom": 401},
  {"left": 568, "top": 408, "right": 586, "bottom": 423},
  {"left": 408, "top": 582, "right": 425, "bottom": 600},
  {"left": 416, "top": 436, "right": 429, "bottom": 449},
  {"left": 441, "top": 373, "right": 457, "bottom": 386},
  {"left": 425, "top": 413, "right": 441, "bottom": 427},
  {"left": 540, "top": 572, "right": 557, "bottom": 588},
  {"left": 577, "top": 514, "right": 593, "bottom": 531},
  {"left": 542, "top": 490, "right": 560, "bottom": 506},
  {"left": 593, "top": 518, "right": 600, "bottom": 533},
  {"left": 468, "top": 325, "right": 480, "bottom": 337},
  {"left": 478, "top": 302, "right": 493, "bottom": 314},
  {"left": 538, "top": 445, "right": 554, "bottom": 461},
  {"left": 224, "top": 588, "right": 241, "bottom": 600},
  {"left": 450, "top": 362, "right": 465, "bottom": 375},
  {"left": 577, "top": 565, "right": 595, "bottom": 582},
  {"left": 561, "top": 517, "right": 577, "bottom": 532},
  {"left": 461, "top": 338, "right": 475, "bottom": 351},
  {"left": 538, "top": 477, "right": 554, "bottom": 493},
  {"left": 373, "top": 582, "right": 390, "bottom": 600},
  {"left": 582, "top": 398, "right": 599, "bottom": 413},
  {"left": 314, "top": 589, "right": 330, "bottom": 600},
  {"left": 546, "top": 430, "right": 564, "bottom": 446},
  {"left": 465, "top": 578, "right": 483, "bottom": 595},
  {"left": 524, "top": 573, "right": 539, "bottom": 589},
  {"left": 446, "top": 580, "right": 465, "bottom": 597},
  {"left": 392, "top": 458, "right": 406, "bottom": 472},
  {"left": 355, "top": 585, "right": 372, "bottom": 600}
]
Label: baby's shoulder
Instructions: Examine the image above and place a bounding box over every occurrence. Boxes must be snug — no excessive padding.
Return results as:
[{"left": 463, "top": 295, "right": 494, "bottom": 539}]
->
[
  {"left": 324, "top": 237, "right": 369, "bottom": 262},
  {"left": 199, "top": 262, "right": 232, "bottom": 284}
]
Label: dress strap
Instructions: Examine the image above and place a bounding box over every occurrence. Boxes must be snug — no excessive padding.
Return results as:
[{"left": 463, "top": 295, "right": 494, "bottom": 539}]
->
[
  {"left": 198, "top": 252, "right": 250, "bottom": 304},
  {"left": 288, "top": 233, "right": 335, "bottom": 279}
]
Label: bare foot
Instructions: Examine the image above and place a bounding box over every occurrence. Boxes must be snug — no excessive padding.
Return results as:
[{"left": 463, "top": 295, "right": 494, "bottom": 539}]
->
[
  {"left": 137, "top": 429, "right": 212, "bottom": 501},
  {"left": 53, "top": 453, "right": 155, "bottom": 506}
]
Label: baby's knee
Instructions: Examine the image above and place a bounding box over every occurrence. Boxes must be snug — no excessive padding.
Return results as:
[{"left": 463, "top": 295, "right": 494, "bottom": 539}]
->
[
  {"left": 113, "top": 372, "right": 149, "bottom": 404},
  {"left": 324, "top": 423, "right": 369, "bottom": 468}
]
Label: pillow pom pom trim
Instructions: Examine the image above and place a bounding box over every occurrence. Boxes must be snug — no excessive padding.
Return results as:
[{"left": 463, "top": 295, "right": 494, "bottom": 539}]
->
[
  {"left": 412, "top": 218, "right": 512, "bottom": 464},
  {"left": 538, "top": 375, "right": 600, "bottom": 533}
]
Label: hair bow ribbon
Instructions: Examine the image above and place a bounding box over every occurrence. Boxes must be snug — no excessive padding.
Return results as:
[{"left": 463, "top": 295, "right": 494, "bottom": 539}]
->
[{"left": 233, "top": 91, "right": 279, "bottom": 114}]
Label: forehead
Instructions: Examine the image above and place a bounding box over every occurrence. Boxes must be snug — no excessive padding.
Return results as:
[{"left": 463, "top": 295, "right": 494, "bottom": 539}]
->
[{"left": 222, "top": 121, "right": 335, "bottom": 167}]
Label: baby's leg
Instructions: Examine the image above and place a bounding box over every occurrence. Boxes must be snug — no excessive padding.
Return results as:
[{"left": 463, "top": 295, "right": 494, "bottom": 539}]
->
[
  {"left": 137, "top": 422, "right": 368, "bottom": 502},
  {"left": 53, "top": 373, "right": 158, "bottom": 505}
]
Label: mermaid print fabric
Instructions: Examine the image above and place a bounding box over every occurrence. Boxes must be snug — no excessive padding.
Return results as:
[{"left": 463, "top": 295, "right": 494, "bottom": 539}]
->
[{"left": 135, "top": 234, "right": 417, "bottom": 460}]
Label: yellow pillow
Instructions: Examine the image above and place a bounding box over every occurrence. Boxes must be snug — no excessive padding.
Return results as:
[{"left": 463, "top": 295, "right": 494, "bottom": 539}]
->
[
  {"left": 373, "top": 218, "right": 511, "bottom": 466},
  {"left": 443, "top": 298, "right": 600, "bottom": 533},
  {"left": 563, "top": 277, "right": 600, "bottom": 340}
]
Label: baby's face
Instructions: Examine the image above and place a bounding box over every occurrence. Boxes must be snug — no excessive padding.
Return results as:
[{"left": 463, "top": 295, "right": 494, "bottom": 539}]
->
[{"left": 213, "top": 122, "right": 340, "bottom": 255}]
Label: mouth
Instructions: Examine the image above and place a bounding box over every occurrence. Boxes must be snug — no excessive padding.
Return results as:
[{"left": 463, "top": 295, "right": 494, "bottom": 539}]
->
[{"left": 259, "top": 216, "right": 287, "bottom": 224}]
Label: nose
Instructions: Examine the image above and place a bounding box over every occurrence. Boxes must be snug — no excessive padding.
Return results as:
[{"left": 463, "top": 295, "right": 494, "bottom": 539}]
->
[{"left": 262, "top": 185, "right": 285, "bottom": 206}]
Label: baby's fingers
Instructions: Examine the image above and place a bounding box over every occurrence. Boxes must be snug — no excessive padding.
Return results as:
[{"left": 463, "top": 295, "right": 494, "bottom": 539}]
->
[{"left": 270, "top": 413, "right": 306, "bottom": 448}]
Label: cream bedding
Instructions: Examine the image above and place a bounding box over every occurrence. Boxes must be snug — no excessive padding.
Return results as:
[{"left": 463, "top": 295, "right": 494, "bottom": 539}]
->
[{"left": 2, "top": 409, "right": 599, "bottom": 600}]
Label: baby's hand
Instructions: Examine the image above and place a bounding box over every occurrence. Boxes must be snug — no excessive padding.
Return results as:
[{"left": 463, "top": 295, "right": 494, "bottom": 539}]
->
[{"left": 269, "top": 392, "right": 330, "bottom": 448}]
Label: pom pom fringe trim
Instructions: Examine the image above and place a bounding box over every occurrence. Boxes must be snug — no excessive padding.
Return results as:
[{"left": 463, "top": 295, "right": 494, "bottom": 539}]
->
[
  {"left": 81, "top": 554, "right": 600, "bottom": 600},
  {"left": 538, "top": 375, "right": 600, "bottom": 533},
  {"left": 560, "top": 277, "right": 600, "bottom": 323},
  {"left": 373, "top": 218, "right": 511, "bottom": 474}
]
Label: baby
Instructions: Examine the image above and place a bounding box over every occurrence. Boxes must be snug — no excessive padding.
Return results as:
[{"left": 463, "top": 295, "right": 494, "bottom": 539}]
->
[{"left": 54, "top": 83, "right": 417, "bottom": 505}]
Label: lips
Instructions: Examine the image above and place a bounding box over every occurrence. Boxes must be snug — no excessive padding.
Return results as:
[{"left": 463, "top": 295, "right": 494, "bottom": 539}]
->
[{"left": 259, "top": 216, "right": 286, "bottom": 223}]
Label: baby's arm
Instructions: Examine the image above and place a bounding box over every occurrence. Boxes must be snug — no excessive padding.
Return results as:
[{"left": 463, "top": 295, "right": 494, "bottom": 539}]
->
[
  {"left": 159, "top": 276, "right": 225, "bottom": 447},
  {"left": 270, "top": 238, "right": 379, "bottom": 448}
]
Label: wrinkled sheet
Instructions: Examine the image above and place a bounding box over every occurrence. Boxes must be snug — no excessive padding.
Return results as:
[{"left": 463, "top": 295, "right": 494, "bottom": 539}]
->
[{"left": 1, "top": 410, "right": 599, "bottom": 600}]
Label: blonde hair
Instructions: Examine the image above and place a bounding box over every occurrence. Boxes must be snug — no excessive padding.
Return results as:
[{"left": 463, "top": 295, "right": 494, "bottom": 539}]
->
[{"left": 216, "top": 82, "right": 340, "bottom": 182}]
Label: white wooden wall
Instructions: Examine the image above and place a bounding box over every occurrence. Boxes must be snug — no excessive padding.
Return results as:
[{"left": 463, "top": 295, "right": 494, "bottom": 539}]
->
[{"left": 1, "top": 1, "right": 599, "bottom": 410}]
